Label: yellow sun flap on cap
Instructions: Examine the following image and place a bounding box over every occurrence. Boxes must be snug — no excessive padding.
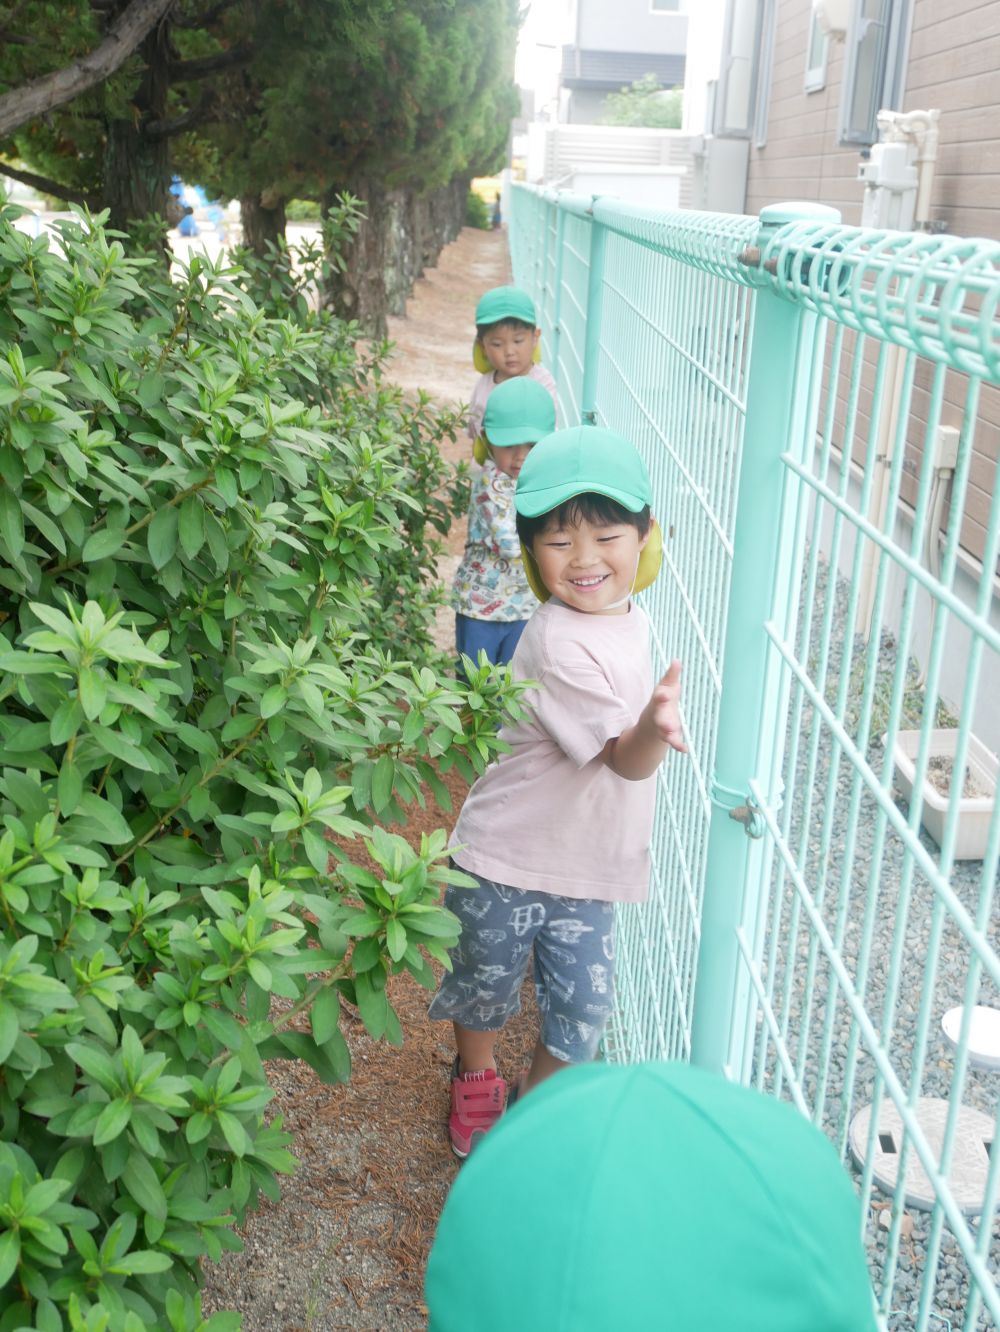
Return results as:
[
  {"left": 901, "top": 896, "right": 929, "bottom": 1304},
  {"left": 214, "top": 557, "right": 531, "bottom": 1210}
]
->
[
  {"left": 520, "top": 519, "right": 663, "bottom": 604},
  {"left": 472, "top": 341, "right": 543, "bottom": 374}
]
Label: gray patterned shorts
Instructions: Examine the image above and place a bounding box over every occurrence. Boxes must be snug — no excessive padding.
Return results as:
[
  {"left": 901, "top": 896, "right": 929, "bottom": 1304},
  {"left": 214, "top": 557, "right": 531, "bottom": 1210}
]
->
[{"left": 428, "top": 873, "right": 616, "bottom": 1063}]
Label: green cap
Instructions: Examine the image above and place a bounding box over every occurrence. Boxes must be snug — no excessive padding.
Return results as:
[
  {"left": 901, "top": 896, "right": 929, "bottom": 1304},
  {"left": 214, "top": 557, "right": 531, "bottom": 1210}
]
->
[
  {"left": 483, "top": 376, "right": 557, "bottom": 446},
  {"left": 475, "top": 285, "right": 537, "bottom": 328},
  {"left": 514, "top": 425, "right": 653, "bottom": 518},
  {"left": 425, "top": 1062, "right": 878, "bottom": 1332}
]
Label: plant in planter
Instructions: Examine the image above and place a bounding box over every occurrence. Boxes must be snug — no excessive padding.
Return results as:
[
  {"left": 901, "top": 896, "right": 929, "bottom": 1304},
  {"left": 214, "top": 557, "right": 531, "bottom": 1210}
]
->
[{"left": 0, "top": 200, "right": 522, "bottom": 1326}]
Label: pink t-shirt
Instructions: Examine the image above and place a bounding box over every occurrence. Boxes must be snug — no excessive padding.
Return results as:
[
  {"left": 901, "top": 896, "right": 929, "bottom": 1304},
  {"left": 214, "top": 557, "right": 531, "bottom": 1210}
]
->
[
  {"left": 449, "top": 599, "right": 656, "bottom": 903},
  {"left": 467, "top": 364, "right": 559, "bottom": 441}
]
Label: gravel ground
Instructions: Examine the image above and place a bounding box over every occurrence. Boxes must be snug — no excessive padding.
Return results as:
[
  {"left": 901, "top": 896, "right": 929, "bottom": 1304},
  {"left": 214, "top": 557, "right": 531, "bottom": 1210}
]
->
[{"left": 754, "top": 560, "right": 1000, "bottom": 1329}]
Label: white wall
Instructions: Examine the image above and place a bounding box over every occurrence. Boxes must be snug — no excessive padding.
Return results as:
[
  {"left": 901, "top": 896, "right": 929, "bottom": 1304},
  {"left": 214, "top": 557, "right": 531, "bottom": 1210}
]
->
[
  {"left": 682, "top": 0, "right": 727, "bottom": 133},
  {"left": 525, "top": 123, "right": 698, "bottom": 207},
  {"left": 578, "top": 0, "right": 687, "bottom": 54},
  {"left": 566, "top": 89, "right": 612, "bottom": 123},
  {"left": 687, "top": 136, "right": 749, "bottom": 212},
  {"left": 567, "top": 167, "right": 684, "bottom": 208}
]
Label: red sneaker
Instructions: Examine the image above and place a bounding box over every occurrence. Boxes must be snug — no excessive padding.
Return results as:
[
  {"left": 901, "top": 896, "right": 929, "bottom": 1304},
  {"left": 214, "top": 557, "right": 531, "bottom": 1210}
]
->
[{"left": 448, "top": 1059, "right": 507, "bottom": 1158}]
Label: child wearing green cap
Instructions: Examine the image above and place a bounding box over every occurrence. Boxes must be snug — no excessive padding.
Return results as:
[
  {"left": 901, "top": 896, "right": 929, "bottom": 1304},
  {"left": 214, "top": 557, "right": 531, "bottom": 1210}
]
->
[
  {"left": 452, "top": 375, "right": 556, "bottom": 670},
  {"left": 430, "top": 425, "right": 686, "bottom": 1157},
  {"left": 426, "top": 1062, "right": 879, "bottom": 1331},
  {"left": 467, "top": 285, "right": 557, "bottom": 443}
]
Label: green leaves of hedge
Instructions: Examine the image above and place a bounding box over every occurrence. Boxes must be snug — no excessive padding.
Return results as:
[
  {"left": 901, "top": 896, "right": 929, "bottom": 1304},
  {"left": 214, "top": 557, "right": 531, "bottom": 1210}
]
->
[{"left": 0, "top": 201, "right": 526, "bottom": 1326}]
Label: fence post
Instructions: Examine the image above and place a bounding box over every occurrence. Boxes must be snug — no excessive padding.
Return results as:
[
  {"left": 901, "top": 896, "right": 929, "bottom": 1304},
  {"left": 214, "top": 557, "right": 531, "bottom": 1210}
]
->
[
  {"left": 580, "top": 200, "right": 606, "bottom": 425},
  {"left": 550, "top": 202, "right": 567, "bottom": 389},
  {"left": 508, "top": 184, "right": 523, "bottom": 286},
  {"left": 540, "top": 196, "right": 553, "bottom": 332},
  {"left": 689, "top": 201, "right": 841, "bottom": 1078}
]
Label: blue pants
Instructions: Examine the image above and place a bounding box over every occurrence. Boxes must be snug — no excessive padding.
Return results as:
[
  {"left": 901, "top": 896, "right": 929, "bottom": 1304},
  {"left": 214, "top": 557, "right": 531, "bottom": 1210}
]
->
[{"left": 455, "top": 614, "right": 527, "bottom": 675}]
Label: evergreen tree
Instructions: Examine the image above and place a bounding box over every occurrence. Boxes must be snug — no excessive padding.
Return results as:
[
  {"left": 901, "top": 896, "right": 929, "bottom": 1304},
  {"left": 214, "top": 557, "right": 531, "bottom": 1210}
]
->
[
  {"left": 0, "top": 0, "right": 518, "bottom": 244},
  {"left": 0, "top": 0, "right": 254, "bottom": 228},
  {"left": 198, "top": 0, "right": 519, "bottom": 251}
]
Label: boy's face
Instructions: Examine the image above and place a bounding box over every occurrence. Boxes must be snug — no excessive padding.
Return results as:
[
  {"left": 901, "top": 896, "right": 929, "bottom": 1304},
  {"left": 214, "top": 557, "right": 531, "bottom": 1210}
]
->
[
  {"left": 489, "top": 441, "right": 533, "bottom": 480},
  {"left": 531, "top": 512, "right": 650, "bottom": 616},
  {"left": 478, "top": 324, "right": 541, "bottom": 382}
]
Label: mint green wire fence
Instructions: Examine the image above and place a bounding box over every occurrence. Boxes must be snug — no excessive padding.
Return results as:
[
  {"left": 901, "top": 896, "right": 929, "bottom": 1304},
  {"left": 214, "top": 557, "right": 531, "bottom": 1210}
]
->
[{"left": 509, "top": 184, "right": 1000, "bottom": 1331}]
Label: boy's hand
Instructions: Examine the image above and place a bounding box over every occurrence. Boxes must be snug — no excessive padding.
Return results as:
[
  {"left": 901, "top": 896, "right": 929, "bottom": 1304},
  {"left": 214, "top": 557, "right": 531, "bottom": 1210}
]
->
[
  {"left": 603, "top": 659, "right": 686, "bottom": 780},
  {"left": 648, "top": 660, "right": 686, "bottom": 753}
]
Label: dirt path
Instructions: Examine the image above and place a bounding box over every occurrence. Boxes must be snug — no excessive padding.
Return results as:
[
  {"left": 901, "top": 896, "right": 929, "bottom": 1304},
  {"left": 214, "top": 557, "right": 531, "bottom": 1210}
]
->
[
  {"left": 382, "top": 225, "right": 510, "bottom": 411},
  {"left": 384, "top": 226, "right": 512, "bottom": 651},
  {"left": 202, "top": 228, "right": 538, "bottom": 1331}
]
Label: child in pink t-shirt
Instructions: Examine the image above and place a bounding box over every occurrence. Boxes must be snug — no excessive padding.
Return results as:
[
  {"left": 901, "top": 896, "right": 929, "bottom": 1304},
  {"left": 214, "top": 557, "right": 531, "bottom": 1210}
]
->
[
  {"left": 429, "top": 425, "right": 686, "bottom": 1158},
  {"left": 466, "top": 285, "right": 557, "bottom": 444}
]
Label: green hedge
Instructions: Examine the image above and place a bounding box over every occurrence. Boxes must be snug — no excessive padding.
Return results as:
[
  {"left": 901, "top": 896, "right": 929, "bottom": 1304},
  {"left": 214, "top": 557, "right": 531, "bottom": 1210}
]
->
[
  {"left": 0, "top": 201, "right": 522, "bottom": 1329},
  {"left": 465, "top": 191, "right": 490, "bottom": 230},
  {"left": 284, "top": 200, "right": 322, "bottom": 223}
]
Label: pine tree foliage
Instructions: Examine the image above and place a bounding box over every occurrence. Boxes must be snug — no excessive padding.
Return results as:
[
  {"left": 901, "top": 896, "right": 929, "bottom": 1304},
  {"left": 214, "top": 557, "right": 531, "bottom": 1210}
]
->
[{"left": 0, "top": 0, "right": 520, "bottom": 222}]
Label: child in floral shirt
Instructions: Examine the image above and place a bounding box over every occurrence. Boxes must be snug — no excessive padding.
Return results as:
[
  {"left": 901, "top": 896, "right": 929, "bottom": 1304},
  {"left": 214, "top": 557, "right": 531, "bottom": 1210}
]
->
[{"left": 453, "top": 376, "right": 556, "bottom": 671}]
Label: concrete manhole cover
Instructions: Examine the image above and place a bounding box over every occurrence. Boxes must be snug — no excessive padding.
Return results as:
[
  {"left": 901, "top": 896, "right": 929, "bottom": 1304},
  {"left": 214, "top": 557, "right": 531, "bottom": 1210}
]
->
[{"left": 849, "top": 1097, "right": 994, "bottom": 1214}]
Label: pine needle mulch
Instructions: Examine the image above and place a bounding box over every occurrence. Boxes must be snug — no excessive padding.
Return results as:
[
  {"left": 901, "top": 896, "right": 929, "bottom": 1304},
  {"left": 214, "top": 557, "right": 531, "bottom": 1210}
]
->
[
  {"left": 203, "top": 225, "right": 520, "bottom": 1332},
  {"left": 203, "top": 765, "right": 537, "bottom": 1331}
]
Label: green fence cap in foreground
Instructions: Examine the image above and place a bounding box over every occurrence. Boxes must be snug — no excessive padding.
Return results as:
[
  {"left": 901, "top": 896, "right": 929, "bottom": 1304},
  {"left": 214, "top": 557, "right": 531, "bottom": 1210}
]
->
[{"left": 425, "top": 1062, "right": 877, "bottom": 1332}]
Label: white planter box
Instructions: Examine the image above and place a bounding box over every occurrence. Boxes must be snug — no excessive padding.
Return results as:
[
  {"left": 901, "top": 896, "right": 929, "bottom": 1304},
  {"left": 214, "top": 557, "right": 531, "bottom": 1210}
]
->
[{"left": 889, "top": 728, "right": 998, "bottom": 861}]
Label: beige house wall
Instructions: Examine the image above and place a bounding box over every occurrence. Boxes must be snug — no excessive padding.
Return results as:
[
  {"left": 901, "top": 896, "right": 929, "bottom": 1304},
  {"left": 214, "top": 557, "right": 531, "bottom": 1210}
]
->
[
  {"left": 742, "top": 0, "right": 1000, "bottom": 568},
  {"left": 745, "top": 0, "right": 1000, "bottom": 239}
]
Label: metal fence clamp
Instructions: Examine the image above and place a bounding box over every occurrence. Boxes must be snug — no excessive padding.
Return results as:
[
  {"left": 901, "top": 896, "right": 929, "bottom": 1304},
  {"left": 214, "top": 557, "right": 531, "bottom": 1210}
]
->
[
  {"left": 729, "top": 798, "right": 764, "bottom": 839},
  {"left": 710, "top": 775, "right": 766, "bottom": 839}
]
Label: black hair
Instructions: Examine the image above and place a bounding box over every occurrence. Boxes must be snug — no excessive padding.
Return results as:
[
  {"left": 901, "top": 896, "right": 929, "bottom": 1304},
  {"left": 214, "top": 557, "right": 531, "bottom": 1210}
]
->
[
  {"left": 516, "top": 493, "right": 651, "bottom": 548},
  {"left": 476, "top": 317, "right": 536, "bottom": 338}
]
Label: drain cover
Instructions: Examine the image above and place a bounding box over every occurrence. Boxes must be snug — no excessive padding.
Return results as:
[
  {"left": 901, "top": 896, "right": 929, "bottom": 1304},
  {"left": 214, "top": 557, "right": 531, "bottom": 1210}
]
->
[
  {"left": 941, "top": 1005, "right": 1000, "bottom": 1071},
  {"left": 849, "top": 1097, "right": 994, "bottom": 1214}
]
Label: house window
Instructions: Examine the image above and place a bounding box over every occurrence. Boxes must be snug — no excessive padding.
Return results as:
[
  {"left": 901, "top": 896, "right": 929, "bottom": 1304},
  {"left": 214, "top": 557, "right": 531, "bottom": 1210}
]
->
[
  {"left": 839, "top": 0, "right": 913, "bottom": 145},
  {"left": 715, "top": 0, "right": 775, "bottom": 141},
  {"left": 804, "top": 11, "right": 829, "bottom": 92}
]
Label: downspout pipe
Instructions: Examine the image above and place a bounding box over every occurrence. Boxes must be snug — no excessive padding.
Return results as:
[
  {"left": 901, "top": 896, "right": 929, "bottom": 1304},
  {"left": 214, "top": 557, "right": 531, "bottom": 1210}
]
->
[{"left": 856, "top": 109, "right": 941, "bottom": 637}]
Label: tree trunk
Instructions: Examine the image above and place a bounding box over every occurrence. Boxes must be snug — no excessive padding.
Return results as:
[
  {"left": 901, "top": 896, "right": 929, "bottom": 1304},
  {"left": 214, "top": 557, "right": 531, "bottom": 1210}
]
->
[
  {"left": 101, "top": 7, "right": 171, "bottom": 234},
  {"left": 239, "top": 192, "right": 287, "bottom": 255},
  {"left": 321, "top": 177, "right": 399, "bottom": 337},
  {"left": 321, "top": 174, "right": 479, "bottom": 336}
]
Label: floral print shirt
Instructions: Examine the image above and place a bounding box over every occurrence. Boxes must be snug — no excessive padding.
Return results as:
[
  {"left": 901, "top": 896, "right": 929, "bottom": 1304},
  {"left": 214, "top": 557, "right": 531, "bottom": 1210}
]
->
[{"left": 452, "top": 460, "right": 539, "bottom": 623}]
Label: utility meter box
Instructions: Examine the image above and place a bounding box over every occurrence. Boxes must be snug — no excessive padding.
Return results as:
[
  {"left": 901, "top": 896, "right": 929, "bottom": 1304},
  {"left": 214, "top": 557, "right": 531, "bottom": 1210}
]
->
[{"left": 859, "top": 141, "right": 918, "bottom": 229}]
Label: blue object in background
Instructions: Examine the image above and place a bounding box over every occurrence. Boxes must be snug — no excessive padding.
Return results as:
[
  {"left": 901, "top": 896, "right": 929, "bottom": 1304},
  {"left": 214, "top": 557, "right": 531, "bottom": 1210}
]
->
[{"left": 171, "top": 177, "right": 225, "bottom": 238}]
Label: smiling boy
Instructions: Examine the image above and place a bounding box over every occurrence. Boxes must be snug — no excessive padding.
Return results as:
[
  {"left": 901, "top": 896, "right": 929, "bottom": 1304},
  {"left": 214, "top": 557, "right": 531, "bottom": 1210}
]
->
[{"left": 430, "top": 425, "right": 686, "bottom": 1157}]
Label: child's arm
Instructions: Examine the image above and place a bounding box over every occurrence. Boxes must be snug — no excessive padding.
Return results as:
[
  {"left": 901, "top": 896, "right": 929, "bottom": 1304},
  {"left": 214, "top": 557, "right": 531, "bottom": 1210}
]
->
[{"left": 601, "top": 660, "right": 686, "bottom": 781}]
